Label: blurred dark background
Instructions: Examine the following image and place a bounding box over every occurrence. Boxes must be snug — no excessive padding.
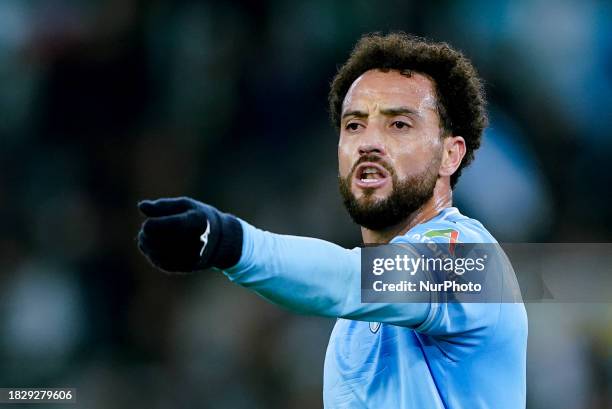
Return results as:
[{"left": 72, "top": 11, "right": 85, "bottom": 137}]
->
[{"left": 0, "top": 0, "right": 611, "bottom": 408}]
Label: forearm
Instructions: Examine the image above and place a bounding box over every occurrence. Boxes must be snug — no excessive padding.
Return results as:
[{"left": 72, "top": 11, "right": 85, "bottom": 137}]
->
[{"left": 222, "top": 219, "right": 429, "bottom": 326}]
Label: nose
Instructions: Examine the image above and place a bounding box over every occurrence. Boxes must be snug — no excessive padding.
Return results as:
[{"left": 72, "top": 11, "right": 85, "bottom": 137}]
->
[
  {"left": 358, "top": 143, "right": 386, "bottom": 157},
  {"left": 357, "top": 125, "right": 386, "bottom": 156}
]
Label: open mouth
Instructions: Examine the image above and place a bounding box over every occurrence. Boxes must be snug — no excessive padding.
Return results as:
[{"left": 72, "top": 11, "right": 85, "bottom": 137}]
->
[{"left": 353, "top": 162, "right": 390, "bottom": 189}]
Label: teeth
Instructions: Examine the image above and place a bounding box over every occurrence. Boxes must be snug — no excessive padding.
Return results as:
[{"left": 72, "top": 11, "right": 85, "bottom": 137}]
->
[{"left": 360, "top": 166, "right": 384, "bottom": 181}]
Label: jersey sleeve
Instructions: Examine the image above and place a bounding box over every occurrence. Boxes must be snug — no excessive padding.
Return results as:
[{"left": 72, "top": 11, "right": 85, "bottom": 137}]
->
[
  {"left": 221, "top": 219, "right": 431, "bottom": 328},
  {"left": 222, "top": 216, "right": 514, "bottom": 341}
]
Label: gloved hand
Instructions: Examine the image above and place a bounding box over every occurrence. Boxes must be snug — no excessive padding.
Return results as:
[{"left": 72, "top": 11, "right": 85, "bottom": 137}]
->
[{"left": 137, "top": 197, "right": 243, "bottom": 273}]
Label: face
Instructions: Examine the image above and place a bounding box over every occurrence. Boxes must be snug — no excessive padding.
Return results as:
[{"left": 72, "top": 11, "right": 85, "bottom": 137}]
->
[{"left": 338, "top": 69, "right": 444, "bottom": 230}]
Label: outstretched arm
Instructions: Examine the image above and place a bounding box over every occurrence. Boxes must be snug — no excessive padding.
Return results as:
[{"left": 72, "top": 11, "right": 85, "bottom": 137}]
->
[{"left": 137, "top": 197, "right": 430, "bottom": 327}]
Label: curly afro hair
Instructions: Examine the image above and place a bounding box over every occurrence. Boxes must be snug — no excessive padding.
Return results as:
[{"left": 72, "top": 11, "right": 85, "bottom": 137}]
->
[{"left": 329, "top": 32, "right": 487, "bottom": 187}]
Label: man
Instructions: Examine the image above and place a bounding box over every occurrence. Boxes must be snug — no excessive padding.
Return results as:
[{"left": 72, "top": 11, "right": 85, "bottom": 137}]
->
[{"left": 137, "top": 32, "right": 527, "bottom": 408}]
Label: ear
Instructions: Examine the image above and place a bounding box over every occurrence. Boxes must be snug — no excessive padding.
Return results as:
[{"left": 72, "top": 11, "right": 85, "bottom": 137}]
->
[{"left": 439, "top": 136, "right": 466, "bottom": 178}]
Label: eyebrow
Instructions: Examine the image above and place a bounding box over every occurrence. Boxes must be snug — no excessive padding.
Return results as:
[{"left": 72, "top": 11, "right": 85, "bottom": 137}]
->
[{"left": 341, "top": 106, "right": 420, "bottom": 120}]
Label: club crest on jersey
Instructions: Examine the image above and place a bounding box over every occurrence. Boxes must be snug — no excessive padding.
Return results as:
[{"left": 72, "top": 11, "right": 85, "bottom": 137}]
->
[
  {"left": 424, "top": 228, "right": 460, "bottom": 255},
  {"left": 369, "top": 322, "right": 381, "bottom": 333}
]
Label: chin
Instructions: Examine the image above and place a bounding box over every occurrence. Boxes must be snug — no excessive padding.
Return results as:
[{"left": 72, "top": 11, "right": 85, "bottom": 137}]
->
[{"left": 352, "top": 188, "right": 391, "bottom": 202}]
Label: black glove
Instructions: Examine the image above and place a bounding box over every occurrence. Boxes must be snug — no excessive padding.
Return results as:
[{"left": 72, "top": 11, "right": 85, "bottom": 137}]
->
[{"left": 137, "top": 197, "right": 243, "bottom": 273}]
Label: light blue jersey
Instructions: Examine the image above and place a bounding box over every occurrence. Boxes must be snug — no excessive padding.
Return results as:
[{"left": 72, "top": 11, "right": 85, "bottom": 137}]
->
[{"left": 223, "top": 207, "right": 527, "bottom": 408}]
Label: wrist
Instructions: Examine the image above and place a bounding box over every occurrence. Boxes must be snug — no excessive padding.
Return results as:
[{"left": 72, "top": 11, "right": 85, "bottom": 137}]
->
[{"left": 209, "top": 212, "right": 243, "bottom": 269}]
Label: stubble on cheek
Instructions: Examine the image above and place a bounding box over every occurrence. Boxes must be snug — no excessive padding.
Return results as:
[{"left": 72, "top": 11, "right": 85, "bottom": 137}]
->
[{"left": 337, "top": 139, "right": 353, "bottom": 181}]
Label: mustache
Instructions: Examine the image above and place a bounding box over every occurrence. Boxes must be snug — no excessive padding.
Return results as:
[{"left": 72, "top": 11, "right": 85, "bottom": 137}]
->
[{"left": 349, "top": 154, "right": 395, "bottom": 178}]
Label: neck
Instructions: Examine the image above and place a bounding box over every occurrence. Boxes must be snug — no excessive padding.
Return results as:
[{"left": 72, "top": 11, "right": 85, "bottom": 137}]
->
[{"left": 361, "top": 180, "right": 453, "bottom": 244}]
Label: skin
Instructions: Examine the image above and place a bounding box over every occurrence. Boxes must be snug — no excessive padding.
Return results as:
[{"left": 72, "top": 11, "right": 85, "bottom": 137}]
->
[{"left": 337, "top": 69, "right": 467, "bottom": 244}]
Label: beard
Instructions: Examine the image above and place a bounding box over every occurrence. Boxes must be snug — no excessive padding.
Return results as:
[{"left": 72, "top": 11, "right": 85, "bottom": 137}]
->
[{"left": 338, "top": 155, "right": 440, "bottom": 231}]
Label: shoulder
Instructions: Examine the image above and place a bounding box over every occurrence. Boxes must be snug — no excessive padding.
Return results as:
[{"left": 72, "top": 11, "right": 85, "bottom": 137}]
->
[{"left": 392, "top": 207, "right": 497, "bottom": 245}]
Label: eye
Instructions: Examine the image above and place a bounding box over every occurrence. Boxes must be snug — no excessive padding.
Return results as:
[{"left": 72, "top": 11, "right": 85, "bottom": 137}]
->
[
  {"left": 345, "top": 122, "right": 362, "bottom": 131},
  {"left": 391, "top": 120, "right": 411, "bottom": 130}
]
